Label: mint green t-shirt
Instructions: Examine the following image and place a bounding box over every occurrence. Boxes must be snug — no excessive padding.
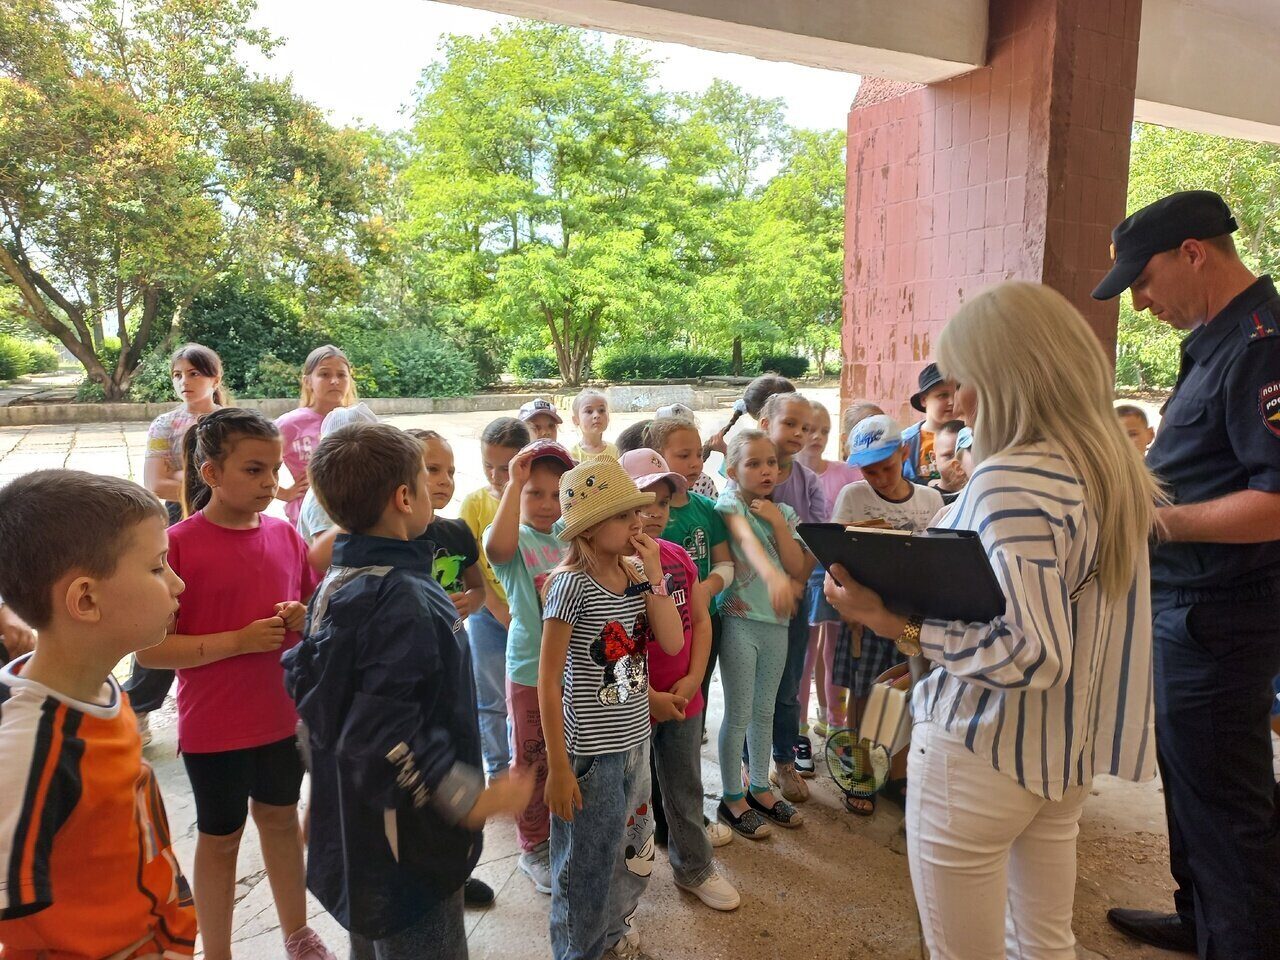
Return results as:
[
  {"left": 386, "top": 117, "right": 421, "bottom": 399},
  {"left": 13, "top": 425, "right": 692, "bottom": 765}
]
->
[
  {"left": 662, "top": 491, "right": 728, "bottom": 612},
  {"left": 714, "top": 490, "right": 801, "bottom": 626},
  {"left": 484, "top": 520, "right": 567, "bottom": 688}
]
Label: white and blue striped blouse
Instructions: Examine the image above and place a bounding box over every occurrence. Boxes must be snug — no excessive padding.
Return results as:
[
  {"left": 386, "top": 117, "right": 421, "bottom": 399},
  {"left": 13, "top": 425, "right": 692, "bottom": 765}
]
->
[{"left": 913, "top": 442, "right": 1156, "bottom": 800}]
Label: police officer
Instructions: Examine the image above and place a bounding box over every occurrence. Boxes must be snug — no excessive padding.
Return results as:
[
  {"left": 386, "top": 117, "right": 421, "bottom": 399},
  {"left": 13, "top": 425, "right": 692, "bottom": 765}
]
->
[{"left": 1093, "top": 190, "right": 1280, "bottom": 959}]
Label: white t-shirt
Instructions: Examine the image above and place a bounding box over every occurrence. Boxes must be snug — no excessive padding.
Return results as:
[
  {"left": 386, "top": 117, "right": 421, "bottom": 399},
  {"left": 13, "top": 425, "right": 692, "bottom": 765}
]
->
[{"left": 831, "top": 481, "right": 944, "bottom": 533}]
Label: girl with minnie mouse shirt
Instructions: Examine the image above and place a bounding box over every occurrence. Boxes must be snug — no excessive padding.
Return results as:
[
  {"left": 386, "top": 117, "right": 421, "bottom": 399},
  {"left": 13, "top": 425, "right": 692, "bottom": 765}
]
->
[{"left": 537, "top": 459, "right": 684, "bottom": 960}]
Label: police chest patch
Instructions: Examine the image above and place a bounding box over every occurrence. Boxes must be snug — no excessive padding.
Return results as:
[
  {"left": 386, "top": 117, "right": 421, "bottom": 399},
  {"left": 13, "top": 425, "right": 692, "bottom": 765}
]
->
[{"left": 1261, "top": 381, "right": 1280, "bottom": 438}]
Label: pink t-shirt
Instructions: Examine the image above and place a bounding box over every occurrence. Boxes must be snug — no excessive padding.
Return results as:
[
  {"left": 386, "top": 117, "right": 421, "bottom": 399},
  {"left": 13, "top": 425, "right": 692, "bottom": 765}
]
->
[
  {"left": 167, "top": 512, "right": 319, "bottom": 753},
  {"left": 814, "top": 460, "right": 862, "bottom": 520},
  {"left": 274, "top": 407, "right": 325, "bottom": 525},
  {"left": 648, "top": 539, "right": 704, "bottom": 720}
]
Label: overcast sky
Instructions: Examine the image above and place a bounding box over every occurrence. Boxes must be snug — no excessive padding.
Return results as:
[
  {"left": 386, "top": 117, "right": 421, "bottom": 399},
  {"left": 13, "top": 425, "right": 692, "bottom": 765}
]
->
[{"left": 245, "top": 0, "right": 862, "bottom": 133}]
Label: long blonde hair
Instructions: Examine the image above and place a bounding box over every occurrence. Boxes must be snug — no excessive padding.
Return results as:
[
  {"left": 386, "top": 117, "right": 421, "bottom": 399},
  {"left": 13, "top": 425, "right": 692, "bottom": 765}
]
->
[
  {"left": 299, "top": 344, "right": 358, "bottom": 408},
  {"left": 936, "top": 281, "right": 1159, "bottom": 598}
]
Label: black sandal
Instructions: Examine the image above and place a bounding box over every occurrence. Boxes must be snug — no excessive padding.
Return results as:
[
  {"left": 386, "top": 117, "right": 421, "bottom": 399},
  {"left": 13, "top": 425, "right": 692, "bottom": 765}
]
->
[
  {"left": 745, "top": 792, "right": 804, "bottom": 828},
  {"left": 843, "top": 793, "right": 875, "bottom": 817},
  {"left": 717, "top": 800, "right": 773, "bottom": 840}
]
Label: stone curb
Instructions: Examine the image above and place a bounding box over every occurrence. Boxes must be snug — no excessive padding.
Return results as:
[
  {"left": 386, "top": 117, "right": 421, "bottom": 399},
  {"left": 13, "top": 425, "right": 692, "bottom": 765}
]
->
[{"left": 0, "top": 387, "right": 725, "bottom": 427}]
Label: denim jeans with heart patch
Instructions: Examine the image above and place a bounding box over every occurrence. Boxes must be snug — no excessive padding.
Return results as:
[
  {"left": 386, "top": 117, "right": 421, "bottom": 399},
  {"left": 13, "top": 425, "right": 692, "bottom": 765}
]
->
[{"left": 549, "top": 740, "right": 652, "bottom": 960}]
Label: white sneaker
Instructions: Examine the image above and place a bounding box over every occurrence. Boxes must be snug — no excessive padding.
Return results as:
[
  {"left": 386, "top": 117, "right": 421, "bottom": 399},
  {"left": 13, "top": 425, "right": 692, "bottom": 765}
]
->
[
  {"left": 705, "top": 821, "right": 733, "bottom": 848},
  {"left": 518, "top": 841, "right": 552, "bottom": 894},
  {"left": 675, "top": 869, "right": 741, "bottom": 911}
]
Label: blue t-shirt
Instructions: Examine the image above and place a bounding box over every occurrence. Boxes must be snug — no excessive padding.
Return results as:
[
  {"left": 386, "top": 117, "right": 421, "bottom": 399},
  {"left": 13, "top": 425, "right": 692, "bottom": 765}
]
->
[
  {"left": 484, "top": 520, "right": 566, "bottom": 687},
  {"left": 714, "top": 490, "right": 801, "bottom": 625}
]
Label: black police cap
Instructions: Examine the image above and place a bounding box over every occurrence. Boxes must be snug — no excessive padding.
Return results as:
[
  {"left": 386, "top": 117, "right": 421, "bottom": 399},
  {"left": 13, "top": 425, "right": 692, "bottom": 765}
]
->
[{"left": 1092, "top": 190, "right": 1237, "bottom": 300}]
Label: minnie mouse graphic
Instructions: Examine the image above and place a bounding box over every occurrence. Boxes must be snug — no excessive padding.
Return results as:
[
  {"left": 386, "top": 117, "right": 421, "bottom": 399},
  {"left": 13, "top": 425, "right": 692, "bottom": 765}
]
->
[{"left": 590, "top": 612, "right": 652, "bottom": 705}]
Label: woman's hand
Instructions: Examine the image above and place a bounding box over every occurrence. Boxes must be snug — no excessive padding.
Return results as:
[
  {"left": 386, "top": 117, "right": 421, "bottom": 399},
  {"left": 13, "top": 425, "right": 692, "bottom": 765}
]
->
[
  {"left": 824, "top": 564, "right": 906, "bottom": 640},
  {"left": 545, "top": 762, "right": 584, "bottom": 821}
]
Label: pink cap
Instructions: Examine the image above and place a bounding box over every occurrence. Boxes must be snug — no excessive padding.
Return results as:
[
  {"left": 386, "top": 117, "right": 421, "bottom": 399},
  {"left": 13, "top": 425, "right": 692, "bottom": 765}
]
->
[{"left": 618, "top": 448, "right": 687, "bottom": 496}]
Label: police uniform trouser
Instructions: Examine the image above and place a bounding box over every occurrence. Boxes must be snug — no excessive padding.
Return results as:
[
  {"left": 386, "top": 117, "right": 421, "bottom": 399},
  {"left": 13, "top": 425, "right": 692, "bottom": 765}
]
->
[{"left": 1153, "top": 588, "right": 1280, "bottom": 960}]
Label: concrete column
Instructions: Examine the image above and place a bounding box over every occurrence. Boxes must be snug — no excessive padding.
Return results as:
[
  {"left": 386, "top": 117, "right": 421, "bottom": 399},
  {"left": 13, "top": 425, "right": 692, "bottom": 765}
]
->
[{"left": 842, "top": 0, "right": 1143, "bottom": 421}]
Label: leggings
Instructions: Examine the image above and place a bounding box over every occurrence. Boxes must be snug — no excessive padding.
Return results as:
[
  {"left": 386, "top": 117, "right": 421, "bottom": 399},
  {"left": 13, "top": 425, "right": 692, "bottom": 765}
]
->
[{"left": 717, "top": 616, "right": 788, "bottom": 798}]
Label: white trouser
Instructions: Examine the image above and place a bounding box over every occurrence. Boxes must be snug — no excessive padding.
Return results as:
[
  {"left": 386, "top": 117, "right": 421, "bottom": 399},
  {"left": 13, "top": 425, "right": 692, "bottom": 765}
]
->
[{"left": 906, "top": 721, "right": 1090, "bottom": 960}]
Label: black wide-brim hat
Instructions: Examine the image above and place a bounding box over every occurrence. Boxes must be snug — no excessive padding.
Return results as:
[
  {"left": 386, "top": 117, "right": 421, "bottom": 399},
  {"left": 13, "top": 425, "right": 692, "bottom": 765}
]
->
[
  {"left": 910, "top": 362, "right": 944, "bottom": 413},
  {"left": 1092, "top": 190, "right": 1237, "bottom": 300}
]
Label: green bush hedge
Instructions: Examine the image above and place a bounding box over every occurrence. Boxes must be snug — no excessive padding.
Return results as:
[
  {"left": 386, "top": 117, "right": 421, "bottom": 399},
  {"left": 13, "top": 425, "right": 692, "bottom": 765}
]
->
[
  {"left": 239, "top": 353, "right": 303, "bottom": 400},
  {"left": 510, "top": 349, "right": 560, "bottom": 380},
  {"left": 0, "top": 336, "right": 32, "bottom": 380},
  {"left": 596, "top": 348, "right": 730, "bottom": 381},
  {"left": 349, "top": 329, "right": 478, "bottom": 398},
  {"left": 25, "top": 342, "right": 61, "bottom": 374},
  {"left": 754, "top": 353, "right": 809, "bottom": 379}
]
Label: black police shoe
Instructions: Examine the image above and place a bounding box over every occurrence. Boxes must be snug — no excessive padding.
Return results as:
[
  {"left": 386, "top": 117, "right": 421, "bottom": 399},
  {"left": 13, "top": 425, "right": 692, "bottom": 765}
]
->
[
  {"left": 1106, "top": 908, "right": 1196, "bottom": 953},
  {"left": 464, "top": 877, "right": 495, "bottom": 908}
]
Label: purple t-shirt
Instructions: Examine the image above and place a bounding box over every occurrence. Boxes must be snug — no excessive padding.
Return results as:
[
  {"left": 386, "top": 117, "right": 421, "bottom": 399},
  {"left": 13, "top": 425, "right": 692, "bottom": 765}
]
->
[
  {"left": 772, "top": 460, "right": 827, "bottom": 524},
  {"left": 813, "top": 461, "right": 862, "bottom": 520}
]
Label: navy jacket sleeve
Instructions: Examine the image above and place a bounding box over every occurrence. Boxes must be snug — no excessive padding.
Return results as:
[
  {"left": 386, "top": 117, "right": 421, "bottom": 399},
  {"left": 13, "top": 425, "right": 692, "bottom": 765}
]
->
[
  {"left": 337, "top": 580, "right": 482, "bottom": 824},
  {"left": 1225, "top": 338, "right": 1280, "bottom": 493}
]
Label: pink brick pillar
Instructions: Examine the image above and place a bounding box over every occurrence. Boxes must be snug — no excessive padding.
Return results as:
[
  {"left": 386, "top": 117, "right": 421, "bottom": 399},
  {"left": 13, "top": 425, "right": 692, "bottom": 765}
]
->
[{"left": 842, "top": 0, "right": 1143, "bottom": 421}]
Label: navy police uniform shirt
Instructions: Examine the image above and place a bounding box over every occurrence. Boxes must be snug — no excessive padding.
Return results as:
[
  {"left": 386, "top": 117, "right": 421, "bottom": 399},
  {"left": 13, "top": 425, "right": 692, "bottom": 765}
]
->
[{"left": 1147, "top": 275, "right": 1280, "bottom": 591}]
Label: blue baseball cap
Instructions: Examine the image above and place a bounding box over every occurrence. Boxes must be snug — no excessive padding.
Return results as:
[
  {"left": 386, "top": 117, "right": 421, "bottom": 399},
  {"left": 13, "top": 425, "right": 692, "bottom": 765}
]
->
[{"left": 846, "top": 415, "right": 905, "bottom": 467}]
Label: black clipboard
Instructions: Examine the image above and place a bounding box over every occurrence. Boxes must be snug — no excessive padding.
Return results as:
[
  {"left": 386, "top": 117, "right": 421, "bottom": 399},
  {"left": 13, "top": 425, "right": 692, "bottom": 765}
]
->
[{"left": 798, "top": 522, "right": 1005, "bottom": 624}]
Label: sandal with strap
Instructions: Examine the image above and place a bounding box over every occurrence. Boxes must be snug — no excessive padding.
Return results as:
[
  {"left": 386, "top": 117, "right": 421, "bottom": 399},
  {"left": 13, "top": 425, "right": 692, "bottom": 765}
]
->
[
  {"left": 745, "top": 792, "right": 804, "bottom": 828},
  {"left": 843, "top": 793, "right": 875, "bottom": 817},
  {"left": 717, "top": 800, "right": 773, "bottom": 840}
]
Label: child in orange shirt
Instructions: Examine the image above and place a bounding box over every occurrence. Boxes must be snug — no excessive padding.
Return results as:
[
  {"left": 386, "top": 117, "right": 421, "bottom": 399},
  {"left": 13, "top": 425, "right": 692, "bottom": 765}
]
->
[{"left": 0, "top": 470, "right": 196, "bottom": 959}]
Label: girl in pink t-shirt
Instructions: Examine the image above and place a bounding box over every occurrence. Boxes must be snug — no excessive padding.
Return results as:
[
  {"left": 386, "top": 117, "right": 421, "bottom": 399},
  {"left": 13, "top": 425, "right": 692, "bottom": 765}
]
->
[
  {"left": 275, "top": 344, "right": 357, "bottom": 527},
  {"left": 136, "top": 408, "right": 330, "bottom": 960}
]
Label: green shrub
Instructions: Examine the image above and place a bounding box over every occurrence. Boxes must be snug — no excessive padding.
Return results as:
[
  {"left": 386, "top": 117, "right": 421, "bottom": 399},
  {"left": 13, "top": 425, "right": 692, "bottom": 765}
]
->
[
  {"left": 755, "top": 353, "right": 809, "bottom": 379},
  {"left": 180, "top": 279, "right": 310, "bottom": 393},
  {"left": 25, "top": 341, "right": 61, "bottom": 374},
  {"left": 510, "top": 348, "right": 560, "bottom": 380},
  {"left": 596, "top": 348, "right": 730, "bottom": 381},
  {"left": 239, "top": 353, "right": 303, "bottom": 399},
  {"left": 0, "top": 336, "right": 32, "bottom": 380},
  {"left": 348, "top": 329, "right": 478, "bottom": 398},
  {"left": 127, "top": 348, "right": 180, "bottom": 403}
]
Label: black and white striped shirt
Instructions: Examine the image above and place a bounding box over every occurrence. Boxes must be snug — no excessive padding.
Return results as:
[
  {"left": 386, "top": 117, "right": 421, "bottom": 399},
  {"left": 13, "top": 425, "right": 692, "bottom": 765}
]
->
[
  {"left": 914, "top": 443, "right": 1156, "bottom": 800},
  {"left": 543, "top": 570, "right": 651, "bottom": 756}
]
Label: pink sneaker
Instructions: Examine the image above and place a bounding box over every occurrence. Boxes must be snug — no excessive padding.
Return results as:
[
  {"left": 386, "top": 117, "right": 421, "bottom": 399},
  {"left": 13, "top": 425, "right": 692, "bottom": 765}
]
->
[{"left": 285, "top": 926, "right": 336, "bottom": 960}]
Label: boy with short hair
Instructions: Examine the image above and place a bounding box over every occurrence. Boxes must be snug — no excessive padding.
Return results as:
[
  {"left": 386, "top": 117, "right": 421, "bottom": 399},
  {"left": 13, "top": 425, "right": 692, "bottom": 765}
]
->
[
  {"left": 928, "top": 419, "right": 971, "bottom": 504},
  {"left": 901, "top": 362, "right": 959, "bottom": 482},
  {"left": 1116, "top": 404, "right": 1156, "bottom": 455},
  {"left": 832, "top": 416, "right": 943, "bottom": 814},
  {"left": 0, "top": 470, "right": 197, "bottom": 958},
  {"left": 518, "top": 397, "right": 562, "bottom": 441},
  {"left": 283, "top": 423, "right": 532, "bottom": 958}
]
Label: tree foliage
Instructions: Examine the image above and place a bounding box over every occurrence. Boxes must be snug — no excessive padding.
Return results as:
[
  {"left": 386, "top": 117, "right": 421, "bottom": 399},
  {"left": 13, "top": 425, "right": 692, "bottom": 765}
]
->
[{"left": 0, "top": 0, "right": 388, "bottom": 398}]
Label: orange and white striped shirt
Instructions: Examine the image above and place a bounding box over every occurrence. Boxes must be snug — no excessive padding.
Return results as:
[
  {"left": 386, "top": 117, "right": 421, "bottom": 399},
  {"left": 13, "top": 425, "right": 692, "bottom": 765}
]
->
[{"left": 0, "top": 655, "right": 196, "bottom": 959}]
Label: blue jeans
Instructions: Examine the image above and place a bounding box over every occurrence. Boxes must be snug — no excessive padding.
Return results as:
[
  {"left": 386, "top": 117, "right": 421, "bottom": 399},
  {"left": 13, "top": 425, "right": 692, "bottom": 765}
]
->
[
  {"left": 771, "top": 609, "right": 812, "bottom": 762},
  {"left": 549, "top": 742, "right": 652, "bottom": 960},
  {"left": 467, "top": 606, "right": 511, "bottom": 777},
  {"left": 348, "top": 889, "right": 465, "bottom": 960},
  {"left": 652, "top": 715, "right": 712, "bottom": 887}
]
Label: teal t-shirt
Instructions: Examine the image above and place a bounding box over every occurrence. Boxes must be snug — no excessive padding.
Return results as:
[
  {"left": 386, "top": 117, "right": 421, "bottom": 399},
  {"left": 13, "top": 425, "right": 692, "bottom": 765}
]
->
[
  {"left": 484, "top": 519, "right": 567, "bottom": 687},
  {"left": 662, "top": 491, "right": 728, "bottom": 612},
  {"left": 714, "top": 490, "right": 801, "bottom": 626}
]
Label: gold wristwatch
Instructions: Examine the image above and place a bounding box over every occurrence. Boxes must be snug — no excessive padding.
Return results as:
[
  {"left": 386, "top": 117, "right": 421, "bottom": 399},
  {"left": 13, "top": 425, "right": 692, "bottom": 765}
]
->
[{"left": 895, "top": 615, "right": 924, "bottom": 657}]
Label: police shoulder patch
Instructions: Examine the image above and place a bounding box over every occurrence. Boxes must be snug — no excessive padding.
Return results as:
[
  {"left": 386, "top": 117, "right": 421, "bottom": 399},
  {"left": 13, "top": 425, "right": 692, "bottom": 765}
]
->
[
  {"left": 1260, "top": 380, "right": 1280, "bottom": 438},
  {"left": 1241, "top": 302, "right": 1280, "bottom": 343}
]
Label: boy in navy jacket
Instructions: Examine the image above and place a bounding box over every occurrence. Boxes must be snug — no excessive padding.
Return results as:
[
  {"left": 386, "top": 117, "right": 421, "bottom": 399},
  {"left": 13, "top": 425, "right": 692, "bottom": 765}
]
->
[{"left": 284, "top": 423, "right": 531, "bottom": 958}]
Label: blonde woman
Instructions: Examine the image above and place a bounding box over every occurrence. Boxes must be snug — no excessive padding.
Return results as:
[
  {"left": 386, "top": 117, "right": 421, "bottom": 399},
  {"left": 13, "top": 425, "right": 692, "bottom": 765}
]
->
[{"left": 824, "top": 281, "right": 1158, "bottom": 959}]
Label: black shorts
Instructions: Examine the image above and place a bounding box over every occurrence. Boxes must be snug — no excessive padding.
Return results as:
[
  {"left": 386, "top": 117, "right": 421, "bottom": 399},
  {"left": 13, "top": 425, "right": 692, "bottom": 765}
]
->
[{"left": 182, "top": 736, "right": 305, "bottom": 836}]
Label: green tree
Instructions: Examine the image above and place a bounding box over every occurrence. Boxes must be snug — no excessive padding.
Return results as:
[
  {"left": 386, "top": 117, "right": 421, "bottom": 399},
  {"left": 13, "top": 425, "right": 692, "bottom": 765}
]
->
[
  {"left": 1118, "top": 123, "right": 1280, "bottom": 388},
  {"left": 402, "top": 23, "right": 719, "bottom": 384},
  {"left": 0, "top": 0, "right": 387, "bottom": 398}
]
